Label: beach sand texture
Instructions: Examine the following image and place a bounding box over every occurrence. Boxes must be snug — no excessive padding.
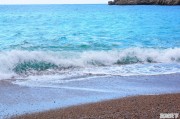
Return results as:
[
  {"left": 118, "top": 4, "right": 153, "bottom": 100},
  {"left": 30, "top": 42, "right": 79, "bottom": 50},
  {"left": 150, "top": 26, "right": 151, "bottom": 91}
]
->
[
  {"left": 0, "top": 73, "right": 179, "bottom": 118},
  {"left": 14, "top": 93, "right": 180, "bottom": 119}
]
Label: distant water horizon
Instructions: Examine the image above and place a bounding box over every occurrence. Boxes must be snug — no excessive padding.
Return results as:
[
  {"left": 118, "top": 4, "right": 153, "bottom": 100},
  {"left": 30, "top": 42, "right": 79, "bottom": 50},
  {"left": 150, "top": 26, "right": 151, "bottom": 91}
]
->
[
  {"left": 0, "top": 4, "right": 179, "bottom": 86},
  {"left": 0, "top": 4, "right": 107, "bottom": 5}
]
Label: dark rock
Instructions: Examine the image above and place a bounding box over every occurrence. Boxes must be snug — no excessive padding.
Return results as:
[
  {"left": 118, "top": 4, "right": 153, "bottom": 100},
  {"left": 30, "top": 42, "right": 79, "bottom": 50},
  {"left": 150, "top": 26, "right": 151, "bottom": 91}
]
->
[
  {"left": 108, "top": 0, "right": 180, "bottom": 5},
  {"left": 108, "top": 1, "right": 115, "bottom": 5}
]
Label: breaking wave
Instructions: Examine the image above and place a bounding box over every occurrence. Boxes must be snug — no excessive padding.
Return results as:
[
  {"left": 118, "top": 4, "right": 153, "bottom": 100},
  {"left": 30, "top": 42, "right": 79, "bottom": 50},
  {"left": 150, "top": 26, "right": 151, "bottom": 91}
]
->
[{"left": 0, "top": 47, "right": 180, "bottom": 80}]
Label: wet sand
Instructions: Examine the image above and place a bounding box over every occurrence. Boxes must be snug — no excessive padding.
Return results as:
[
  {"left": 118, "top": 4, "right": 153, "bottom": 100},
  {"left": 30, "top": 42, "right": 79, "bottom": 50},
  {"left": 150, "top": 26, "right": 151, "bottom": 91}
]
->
[
  {"left": 14, "top": 93, "right": 180, "bottom": 119},
  {"left": 1, "top": 73, "right": 180, "bottom": 118}
]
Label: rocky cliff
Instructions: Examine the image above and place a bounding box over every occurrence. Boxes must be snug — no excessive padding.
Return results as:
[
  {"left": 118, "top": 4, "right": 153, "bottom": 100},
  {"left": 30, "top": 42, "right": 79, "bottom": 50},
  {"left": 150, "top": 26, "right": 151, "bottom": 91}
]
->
[{"left": 108, "top": 0, "right": 180, "bottom": 5}]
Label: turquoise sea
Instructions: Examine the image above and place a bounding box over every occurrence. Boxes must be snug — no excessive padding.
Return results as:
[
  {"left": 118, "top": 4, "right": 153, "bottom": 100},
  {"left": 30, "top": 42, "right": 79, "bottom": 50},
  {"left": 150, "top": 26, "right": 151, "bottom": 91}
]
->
[{"left": 0, "top": 5, "right": 180, "bottom": 85}]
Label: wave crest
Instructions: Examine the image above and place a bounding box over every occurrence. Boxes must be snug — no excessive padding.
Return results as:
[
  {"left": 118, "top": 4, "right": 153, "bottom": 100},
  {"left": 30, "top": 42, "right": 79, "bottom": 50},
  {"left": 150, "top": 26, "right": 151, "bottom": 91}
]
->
[{"left": 0, "top": 48, "right": 179, "bottom": 79}]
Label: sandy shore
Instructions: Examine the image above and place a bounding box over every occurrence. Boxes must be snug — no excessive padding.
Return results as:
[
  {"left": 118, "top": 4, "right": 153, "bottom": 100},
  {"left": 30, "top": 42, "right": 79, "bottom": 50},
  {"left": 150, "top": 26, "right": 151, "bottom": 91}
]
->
[
  {"left": 1, "top": 73, "right": 180, "bottom": 118},
  {"left": 13, "top": 93, "right": 180, "bottom": 119}
]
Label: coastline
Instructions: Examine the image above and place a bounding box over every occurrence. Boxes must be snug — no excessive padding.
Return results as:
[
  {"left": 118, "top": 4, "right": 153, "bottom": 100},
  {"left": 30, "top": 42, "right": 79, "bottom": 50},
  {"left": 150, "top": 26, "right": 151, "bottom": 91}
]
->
[
  {"left": 1, "top": 73, "right": 180, "bottom": 118},
  {"left": 0, "top": 4, "right": 180, "bottom": 119},
  {"left": 13, "top": 93, "right": 180, "bottom": 119},
  {"left": 108, "top": 0, "right": 180, "bottom": 5}
]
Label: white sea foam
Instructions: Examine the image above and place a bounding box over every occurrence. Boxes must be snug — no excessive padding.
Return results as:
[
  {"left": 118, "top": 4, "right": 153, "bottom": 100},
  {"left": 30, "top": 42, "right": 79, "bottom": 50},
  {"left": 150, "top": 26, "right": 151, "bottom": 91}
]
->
[
  {"left": 0, "top": 48, "right": 180, "bottom": 81},
  {"left": 13, "top": 63, "right": 180, "bottom": 87}
]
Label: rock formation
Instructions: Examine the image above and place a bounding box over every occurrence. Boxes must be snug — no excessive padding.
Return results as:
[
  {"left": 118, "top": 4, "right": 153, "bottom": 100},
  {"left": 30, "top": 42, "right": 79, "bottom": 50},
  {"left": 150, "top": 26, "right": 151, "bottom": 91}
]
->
[{"left": 108, "top": 0, "right": 180, "bottom": 5}]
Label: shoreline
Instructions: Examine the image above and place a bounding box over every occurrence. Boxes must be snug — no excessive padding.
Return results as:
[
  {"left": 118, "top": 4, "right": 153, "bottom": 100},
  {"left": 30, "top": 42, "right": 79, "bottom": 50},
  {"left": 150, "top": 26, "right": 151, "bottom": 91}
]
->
[
  {"left": 13, "top": 93, "right": 180, "bottom": 119},
  {"left": 1, "top": 73, "right": 180, "bottom": 118}
]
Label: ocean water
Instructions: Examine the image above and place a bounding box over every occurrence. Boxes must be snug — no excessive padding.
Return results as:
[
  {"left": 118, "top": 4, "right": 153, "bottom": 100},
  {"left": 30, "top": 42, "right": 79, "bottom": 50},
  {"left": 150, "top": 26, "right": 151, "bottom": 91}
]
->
[{"left": 0, "top": 5, "right": 180, "bottom": 85}]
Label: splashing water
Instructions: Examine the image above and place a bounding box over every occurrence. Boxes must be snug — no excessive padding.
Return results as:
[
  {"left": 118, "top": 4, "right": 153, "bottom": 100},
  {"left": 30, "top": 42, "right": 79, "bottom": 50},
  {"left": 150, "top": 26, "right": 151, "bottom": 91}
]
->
[{"left": 0, "top": 5, "right": 180, "bottom": 85}]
